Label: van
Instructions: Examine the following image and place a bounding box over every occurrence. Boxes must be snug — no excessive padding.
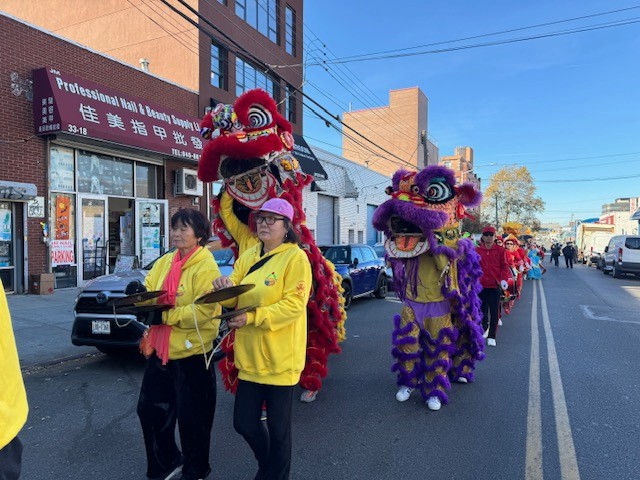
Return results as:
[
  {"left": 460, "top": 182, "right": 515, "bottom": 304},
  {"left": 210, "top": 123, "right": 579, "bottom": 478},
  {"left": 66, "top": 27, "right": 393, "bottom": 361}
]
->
[
  {"left": 586, "top": 233, "right": 614, "bottom": 267},
  {"left": 602, "top": 235, "right": 640, "bottom": 278}
]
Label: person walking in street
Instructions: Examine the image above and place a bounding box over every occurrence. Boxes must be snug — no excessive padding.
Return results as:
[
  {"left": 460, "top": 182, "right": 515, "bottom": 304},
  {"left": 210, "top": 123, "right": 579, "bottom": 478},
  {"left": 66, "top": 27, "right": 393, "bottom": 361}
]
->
[
  {"left": 212, "top": 198, "right": 312, "bottom": 480},
  {"left": 0, "top": 279, "right": 28, "bottom": 480},
  {"left": 550, "top": 243, "right": 561, "bottom": 267},
  {"left": 135, "top": 208, "right": 223, "bottom": 480},
  {"left": 476, "top": 225, "right": 512, "bottom": 347},
  {"left": 562, "top": 242, "right": 577, "bottom": 269}
]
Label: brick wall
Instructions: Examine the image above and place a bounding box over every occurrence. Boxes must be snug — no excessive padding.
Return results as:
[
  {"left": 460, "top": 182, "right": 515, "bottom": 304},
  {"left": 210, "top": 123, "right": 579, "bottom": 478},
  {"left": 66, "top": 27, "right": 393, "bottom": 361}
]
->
[{"left": 0, "top": 14, "right": 201, "bottom": 287}]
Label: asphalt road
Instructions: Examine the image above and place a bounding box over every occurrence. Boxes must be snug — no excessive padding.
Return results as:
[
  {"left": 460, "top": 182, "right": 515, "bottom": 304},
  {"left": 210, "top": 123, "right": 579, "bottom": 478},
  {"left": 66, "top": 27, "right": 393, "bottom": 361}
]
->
[{"left": 18, "top": 263, "right": 640, "bottom": 479}]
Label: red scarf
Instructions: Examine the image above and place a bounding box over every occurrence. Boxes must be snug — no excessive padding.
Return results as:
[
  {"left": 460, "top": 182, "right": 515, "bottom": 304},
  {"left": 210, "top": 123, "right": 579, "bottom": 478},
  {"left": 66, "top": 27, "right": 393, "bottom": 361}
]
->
[{"left": 141, "top": 246, "right": 199, "bottom": 365}]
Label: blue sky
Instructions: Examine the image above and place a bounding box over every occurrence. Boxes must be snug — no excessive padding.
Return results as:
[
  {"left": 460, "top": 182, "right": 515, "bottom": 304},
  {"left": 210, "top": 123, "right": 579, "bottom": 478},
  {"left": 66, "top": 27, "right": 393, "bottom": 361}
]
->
[{"left": 297, "top": 1, "right": 640, "bottom": 225}]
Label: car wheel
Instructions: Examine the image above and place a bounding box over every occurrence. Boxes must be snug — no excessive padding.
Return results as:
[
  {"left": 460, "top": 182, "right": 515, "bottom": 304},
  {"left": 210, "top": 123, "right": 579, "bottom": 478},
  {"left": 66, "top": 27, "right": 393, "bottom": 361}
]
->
[
  {"left": 342, "top": 281, "right": 352, "bottom": 310},
  {"left": 374, "top": 275, "right": 387, "bottom": 299},
  {"left": 612, "top": 263, "right": 622, "bottom": 279}
]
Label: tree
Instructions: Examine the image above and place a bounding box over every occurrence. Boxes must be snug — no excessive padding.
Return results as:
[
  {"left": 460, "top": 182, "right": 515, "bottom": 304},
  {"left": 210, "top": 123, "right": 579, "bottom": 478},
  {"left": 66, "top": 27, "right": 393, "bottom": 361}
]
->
[{"left": 482, "top": 166, "right": 544, "bottom": 228}]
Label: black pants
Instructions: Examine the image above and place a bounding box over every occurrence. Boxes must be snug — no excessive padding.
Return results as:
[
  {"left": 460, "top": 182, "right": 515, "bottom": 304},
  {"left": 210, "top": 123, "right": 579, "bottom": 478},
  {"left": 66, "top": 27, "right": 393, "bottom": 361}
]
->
[
  {"left": 0, "top": 436, "right": 22, "bottom": 480},
  {"left": 565, "top": 256, "right": 574, "bottom": 268},
  {"left": 552, "top": 255, "right": 559, "bottom": 266},
  {"left": 479, "top": 288, "right": 500, "bottom": 339},
  {"left": 137, "top": 354, "right": 216, "bottom": 479},
  {"left": 234, "top": 380, "right": 295, "bottom": 480}
]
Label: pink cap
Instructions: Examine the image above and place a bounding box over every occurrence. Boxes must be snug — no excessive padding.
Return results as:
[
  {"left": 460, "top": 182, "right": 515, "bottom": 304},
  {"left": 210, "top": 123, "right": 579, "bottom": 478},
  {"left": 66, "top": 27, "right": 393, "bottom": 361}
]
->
[{"left": 258, "top": 198, "right": 294, "bottom": 221}]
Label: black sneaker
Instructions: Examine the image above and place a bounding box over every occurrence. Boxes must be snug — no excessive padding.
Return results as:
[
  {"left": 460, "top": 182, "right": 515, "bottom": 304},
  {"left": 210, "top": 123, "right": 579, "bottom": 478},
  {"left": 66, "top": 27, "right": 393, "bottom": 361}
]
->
[{"left": 149, "top": 455, "right": 184, "bottom": 480}]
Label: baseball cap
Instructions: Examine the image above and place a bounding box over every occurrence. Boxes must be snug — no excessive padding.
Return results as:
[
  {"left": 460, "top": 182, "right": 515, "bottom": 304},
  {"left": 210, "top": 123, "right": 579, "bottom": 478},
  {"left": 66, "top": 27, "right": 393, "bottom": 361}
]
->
[
  {"left": 482, "top": 225, "right": 496, "bottom": 235},
  {"left": 257, "top": 198, "right": 294, "bottom": 221}
]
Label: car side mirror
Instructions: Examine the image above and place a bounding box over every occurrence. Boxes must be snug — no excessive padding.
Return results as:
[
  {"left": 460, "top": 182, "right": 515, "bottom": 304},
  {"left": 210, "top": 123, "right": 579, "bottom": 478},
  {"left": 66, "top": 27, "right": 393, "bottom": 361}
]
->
[
  {"left": 604, "top": 246, "right": 608, "bottom": 252},
  {"left": 352, "top": 258, "right": 359, "bottom": 268}
]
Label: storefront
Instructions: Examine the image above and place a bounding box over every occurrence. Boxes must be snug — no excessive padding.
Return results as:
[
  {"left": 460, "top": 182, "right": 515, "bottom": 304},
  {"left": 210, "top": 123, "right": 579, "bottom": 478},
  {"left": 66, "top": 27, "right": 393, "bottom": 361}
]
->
[
  {"left": 32, "top": 68, "right": 203, "bottom": 288},
  {"left": 0, "top": 181, "right": 37, "bottom": 292}
]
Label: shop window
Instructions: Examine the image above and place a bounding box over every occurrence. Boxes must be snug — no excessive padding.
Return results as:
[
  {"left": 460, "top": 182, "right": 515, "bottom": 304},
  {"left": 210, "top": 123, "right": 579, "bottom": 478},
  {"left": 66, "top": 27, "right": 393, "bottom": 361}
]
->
[
  {"left": 50, "top": 193, "right": 77, "bottom": 288},
  {"left": 136, "top": 164, "right": 158, "bottom": 198},
  {"left": 50, "top": 145, "right": 75, "bottom": 192},
  {"left": 77, "top": 151, "right": 133, "bottom": 197}
]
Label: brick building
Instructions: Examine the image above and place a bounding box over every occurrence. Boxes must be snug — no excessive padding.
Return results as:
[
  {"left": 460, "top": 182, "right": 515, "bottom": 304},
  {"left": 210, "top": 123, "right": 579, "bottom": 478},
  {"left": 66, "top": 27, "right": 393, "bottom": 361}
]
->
[
  {"left": 342, "top": 87, "right": 439, "bottom": 177},
  {"left": 1, "top": 13, "right": 206, "bottom": 293},
  {"left": 439, "top": 146, "right": 481, "bottom": 189}
]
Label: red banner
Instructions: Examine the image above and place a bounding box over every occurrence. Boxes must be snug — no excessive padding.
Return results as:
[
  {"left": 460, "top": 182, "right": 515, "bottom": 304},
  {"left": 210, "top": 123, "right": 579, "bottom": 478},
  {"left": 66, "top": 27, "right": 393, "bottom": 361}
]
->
[{"left": 32, "top": 67, "right": 202, "bottom": 161}]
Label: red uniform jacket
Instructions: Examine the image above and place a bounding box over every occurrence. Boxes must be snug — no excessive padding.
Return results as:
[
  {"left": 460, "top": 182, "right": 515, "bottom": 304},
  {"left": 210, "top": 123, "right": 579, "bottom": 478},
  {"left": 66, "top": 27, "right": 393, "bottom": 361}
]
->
[{"left": 476, "top": 243, "right": 512, "bottom": 290}]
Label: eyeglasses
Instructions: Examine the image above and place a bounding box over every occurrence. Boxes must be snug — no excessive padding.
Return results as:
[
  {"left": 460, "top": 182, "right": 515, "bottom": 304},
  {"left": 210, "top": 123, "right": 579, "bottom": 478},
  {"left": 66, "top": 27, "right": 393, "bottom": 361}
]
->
[
  {"left": 255, "top": 215, "right": 285, "bottom": 225},
  {"left": 505, "top": 242, "right": 515, "bottom": 246},
  {"left": 482, "top": 232, "right": 495, "bottom": 237}
]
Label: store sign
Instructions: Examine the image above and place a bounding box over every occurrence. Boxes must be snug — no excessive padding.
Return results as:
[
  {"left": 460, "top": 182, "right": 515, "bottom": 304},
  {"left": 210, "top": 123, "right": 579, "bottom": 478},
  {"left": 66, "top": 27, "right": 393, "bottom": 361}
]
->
[
  {"left": 32, "top": 67, "right": 203, "bottom": 161},
  {"left": 28, "top": 196, "right": 45, "bottom": 218},
  {"left": 51, "top": 239, "right": 75, "bottom": 266},
  {"left": 292, "top": 134, "right": 328, "bottom": 180},
  {"left": 0, "top": 181, "right": 37, "bottom": 201}
]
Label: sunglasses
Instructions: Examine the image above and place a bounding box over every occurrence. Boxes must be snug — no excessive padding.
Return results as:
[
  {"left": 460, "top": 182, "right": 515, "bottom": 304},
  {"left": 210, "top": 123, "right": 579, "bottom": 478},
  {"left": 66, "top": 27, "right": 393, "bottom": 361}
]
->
[{"left": 482, "top": 232, "right": 495, "bottom": 237}]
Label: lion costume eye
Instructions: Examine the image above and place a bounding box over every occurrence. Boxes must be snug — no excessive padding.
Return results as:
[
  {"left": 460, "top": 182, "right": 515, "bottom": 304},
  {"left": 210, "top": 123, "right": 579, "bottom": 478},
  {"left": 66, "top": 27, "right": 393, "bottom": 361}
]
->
[
  {"left": 425, "top": 180, "right": 454, "bottom": 203},
  {"left": 248, "top": 104, "right": 273, "bottom": 128}
]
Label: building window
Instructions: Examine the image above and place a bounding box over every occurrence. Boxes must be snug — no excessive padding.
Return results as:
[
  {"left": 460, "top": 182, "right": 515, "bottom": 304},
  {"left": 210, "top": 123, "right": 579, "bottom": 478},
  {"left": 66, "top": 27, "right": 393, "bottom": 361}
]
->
[
  {"left": 217, "top": 0, "right": 226, "bottom": 4},
  {"left": 285, "top": 5, "right": 296, "bottom": 56},
  {"left": 236, "top": 0, "right": 278, "bottom": 43},
  {"left": 210, "top": 43, "right": 227, "bottom": 90},
  {"left": 236, "top": 56, "right": 279, "bottom": 100},
  {"left": 285, "top": 84, "right": 296, "bottom": 123}
]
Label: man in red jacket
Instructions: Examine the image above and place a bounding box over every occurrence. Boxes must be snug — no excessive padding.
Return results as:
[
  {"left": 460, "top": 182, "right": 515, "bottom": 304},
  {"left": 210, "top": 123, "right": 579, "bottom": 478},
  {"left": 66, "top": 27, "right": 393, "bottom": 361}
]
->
[{"left": 475, "top": 225, "right": 512, "bottom": 346}]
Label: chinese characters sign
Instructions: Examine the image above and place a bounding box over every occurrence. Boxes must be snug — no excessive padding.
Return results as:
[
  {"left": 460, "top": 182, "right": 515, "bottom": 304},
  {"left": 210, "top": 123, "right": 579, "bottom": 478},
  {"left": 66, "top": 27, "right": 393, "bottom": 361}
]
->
[{"left": 32, "top": 68, "right": 203, "bottom": 161}]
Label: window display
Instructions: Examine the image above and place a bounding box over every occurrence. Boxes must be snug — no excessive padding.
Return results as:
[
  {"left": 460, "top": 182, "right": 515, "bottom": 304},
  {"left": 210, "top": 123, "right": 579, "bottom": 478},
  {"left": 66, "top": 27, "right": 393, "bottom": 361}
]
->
[{"left": 77, "top": 151, "right": 133, "bottom": 197}]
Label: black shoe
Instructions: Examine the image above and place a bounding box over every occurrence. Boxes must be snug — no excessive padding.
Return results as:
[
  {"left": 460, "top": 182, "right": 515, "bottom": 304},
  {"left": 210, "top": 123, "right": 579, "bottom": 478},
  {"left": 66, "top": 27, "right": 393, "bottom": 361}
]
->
[{"left": 149, "top": 455, "right": 184, "bottom": 480}]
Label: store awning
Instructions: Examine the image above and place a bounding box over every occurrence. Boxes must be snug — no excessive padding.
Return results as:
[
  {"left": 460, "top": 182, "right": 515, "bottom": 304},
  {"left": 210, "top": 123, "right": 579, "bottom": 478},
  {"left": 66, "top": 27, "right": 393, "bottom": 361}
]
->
[
  {"left": 631, "top": 209, "right": 640, "bottom": 221},
  {"left": 0, "top": 181, "right": 37, "bottom": 201},
  {"left": 293, "top": 134, "right": 328, "bottom": 180}
]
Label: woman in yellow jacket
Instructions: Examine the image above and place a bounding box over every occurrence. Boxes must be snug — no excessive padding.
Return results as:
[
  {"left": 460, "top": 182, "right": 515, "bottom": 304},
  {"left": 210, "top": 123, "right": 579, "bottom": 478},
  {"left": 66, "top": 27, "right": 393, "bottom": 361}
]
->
[
  {"left": 0, "top": 279, "right": 28, "bottom": 480},
  {"left": 134, "top": 209, "right": 222, "bottom": 480},
  {"left": 213, "top": 198, "right": 311, "bottom": 480}
]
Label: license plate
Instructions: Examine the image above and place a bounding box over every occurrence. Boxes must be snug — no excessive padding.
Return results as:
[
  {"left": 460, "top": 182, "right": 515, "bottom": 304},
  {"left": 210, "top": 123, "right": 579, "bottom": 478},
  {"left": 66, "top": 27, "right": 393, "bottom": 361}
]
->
[{"left": 91, "top": 320, "right": 111, "bottom": 335}]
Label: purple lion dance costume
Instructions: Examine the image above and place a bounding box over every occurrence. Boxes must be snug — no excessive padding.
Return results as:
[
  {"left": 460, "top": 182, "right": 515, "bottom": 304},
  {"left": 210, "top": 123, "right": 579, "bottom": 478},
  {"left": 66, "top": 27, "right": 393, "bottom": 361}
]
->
[{"left": 372, "top": 166, "right": 485, "bottom": 411}]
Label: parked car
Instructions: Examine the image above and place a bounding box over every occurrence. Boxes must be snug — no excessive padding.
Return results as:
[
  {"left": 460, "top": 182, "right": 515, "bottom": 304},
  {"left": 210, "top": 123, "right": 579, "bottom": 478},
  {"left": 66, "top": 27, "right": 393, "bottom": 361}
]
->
[
  {"left": 373, "top": 242, "right": 394, "bottom": 289},
  {"left": 71, "top": 245, "right": 234, "bottom": 355},
  {"left": 585, "top": 233, "right": 614, "bottom": 267},
  {"left": 601, "top": 235, "right": 640, "bottom": 278},
  {"left": 320, "top": 243, "right": 388, "bottom": 310}
]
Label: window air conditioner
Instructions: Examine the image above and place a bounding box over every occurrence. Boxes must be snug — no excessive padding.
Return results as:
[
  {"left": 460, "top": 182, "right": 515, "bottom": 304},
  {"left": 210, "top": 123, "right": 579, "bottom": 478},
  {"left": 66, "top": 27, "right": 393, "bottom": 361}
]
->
[{"left": 175, "top": 168, "right": 203, "bottom": 196}]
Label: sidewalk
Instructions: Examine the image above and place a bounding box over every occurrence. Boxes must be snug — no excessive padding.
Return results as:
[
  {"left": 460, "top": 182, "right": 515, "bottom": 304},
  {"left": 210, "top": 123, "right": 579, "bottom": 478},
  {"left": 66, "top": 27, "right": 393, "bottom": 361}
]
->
[{"left": 7, "top": 288, "right": 96, "bottom": 368}]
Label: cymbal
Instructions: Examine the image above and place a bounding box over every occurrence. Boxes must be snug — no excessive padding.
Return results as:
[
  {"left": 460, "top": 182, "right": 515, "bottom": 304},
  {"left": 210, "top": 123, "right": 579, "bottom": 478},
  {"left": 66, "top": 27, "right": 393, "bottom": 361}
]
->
[
  {"left": 212, "top": 305, "right": 258, "bottom": 321},
  {"left": 194, "top": 284, "right": 255, "bottom": 305},
  {"left": 115, "top": 304, "right": 173, "bottom": 314},
  {"left": 107, "top": 290, "right": 167, "bottom": 307}
]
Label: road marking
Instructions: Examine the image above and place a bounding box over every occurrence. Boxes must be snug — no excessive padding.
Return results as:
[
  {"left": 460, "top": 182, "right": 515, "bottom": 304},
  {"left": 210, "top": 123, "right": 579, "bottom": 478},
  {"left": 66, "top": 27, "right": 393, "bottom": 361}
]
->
[
  {"left": 579, "top": 305, "right": 640, "bottom": 325},
  {"left": 539, "top": 282, "right": 581, "bottom": 480},
  {"left": 385, "top": 298, "right": 402, "bottom": 304},
  {"left": 525, "top": 280, "right": 543, "bottom": 480}
]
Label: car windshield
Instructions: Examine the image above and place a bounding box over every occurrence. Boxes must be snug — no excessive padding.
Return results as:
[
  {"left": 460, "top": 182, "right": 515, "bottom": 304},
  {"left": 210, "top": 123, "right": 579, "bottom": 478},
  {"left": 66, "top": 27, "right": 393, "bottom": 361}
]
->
[
  {"left": 373, "top": 245, "right": 385, "bottom": 258},
  {"left": 212, "top": 248, "right": 234, "bottom": 266},
  {"left": 322, "top": 246, "right": 350, "bottom": 264}
]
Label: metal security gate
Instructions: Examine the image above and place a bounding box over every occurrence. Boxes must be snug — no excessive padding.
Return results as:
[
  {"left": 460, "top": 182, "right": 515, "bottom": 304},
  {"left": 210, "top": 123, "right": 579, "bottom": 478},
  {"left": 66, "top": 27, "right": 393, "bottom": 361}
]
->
[{"left": 316, "top": 194, "right": 335, "bottom": 246}]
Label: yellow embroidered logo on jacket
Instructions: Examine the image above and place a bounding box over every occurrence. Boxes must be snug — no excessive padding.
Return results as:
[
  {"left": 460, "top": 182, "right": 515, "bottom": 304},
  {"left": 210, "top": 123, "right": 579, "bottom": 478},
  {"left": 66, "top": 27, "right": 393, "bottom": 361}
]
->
[
  {"left": 296, "top": 281, "right": 307, "bottom": 296},
  {"left": 264, "top": 272, "right": 277, "bottom": 286}
]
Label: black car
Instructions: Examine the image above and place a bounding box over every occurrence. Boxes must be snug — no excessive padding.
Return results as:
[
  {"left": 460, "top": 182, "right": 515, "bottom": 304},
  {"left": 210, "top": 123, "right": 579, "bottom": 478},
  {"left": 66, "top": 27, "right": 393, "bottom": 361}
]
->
[
  {"left": 320, "top": 244, "right": 388, "bottom": 309},
  {"left": 71, "top": 246, "right": 234, "bottom": 356}
]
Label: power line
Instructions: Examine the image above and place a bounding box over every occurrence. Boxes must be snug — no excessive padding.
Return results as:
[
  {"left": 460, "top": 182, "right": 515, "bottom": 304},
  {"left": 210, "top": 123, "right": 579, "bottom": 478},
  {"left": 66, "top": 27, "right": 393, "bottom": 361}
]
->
[
  {"left": 294, "top": 5, "right": 640, "bottom": 65},
  {"left": 534, "top": 173, "right": 640, "bottom": 183}
]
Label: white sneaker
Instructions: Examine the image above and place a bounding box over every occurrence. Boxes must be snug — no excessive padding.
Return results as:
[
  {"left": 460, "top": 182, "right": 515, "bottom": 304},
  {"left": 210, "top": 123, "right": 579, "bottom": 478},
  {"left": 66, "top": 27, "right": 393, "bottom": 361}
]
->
[
  {"left": 300, "top": 389, "right": 318, "bottom": 403},
  {"left": 487, "top": 338, "right": 496, "bottom": 347},
  {"left": 457, "top": 377, "right": 468, "bottom": 384},
  {"left": 483, "top": 327, "right": 489, "bottom": 339},
  {"left": 395, "top": 386, "right": 413, "bottom": 402},
  {"left": 498, "top": 319, "right": 503, "bottom": 326},
  {"left": 427, "top": 396, "right": 441, "bottom": 411}
]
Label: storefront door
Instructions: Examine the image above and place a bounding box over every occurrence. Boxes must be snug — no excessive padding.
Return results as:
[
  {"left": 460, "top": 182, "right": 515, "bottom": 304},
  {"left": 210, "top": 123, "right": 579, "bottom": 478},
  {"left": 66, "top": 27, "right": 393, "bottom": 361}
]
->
[
  {"left": 0, "top": 201, "right": 16, "bottom": 291},
  {"left": 135, "top": 199, "right": 169, "bottom": 268},
  {"left": 78, "top": 195, "right": 108, "bottom": 283}
]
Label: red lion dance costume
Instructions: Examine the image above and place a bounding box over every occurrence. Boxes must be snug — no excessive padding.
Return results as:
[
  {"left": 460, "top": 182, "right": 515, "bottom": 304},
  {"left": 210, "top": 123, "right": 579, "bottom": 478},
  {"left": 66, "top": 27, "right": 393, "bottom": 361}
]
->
[
  {"left": 197, "top": 89, "right": 345, "bottom": 402},
  {"left": 372, "top": 167, "right": 485, "bottom": 411}
]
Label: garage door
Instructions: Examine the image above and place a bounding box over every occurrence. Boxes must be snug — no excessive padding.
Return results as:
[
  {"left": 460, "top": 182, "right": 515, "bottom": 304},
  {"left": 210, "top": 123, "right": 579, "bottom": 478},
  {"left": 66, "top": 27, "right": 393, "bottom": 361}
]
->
[{"left": 317, "top": 194, "right": 335, "bottom": 245}]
